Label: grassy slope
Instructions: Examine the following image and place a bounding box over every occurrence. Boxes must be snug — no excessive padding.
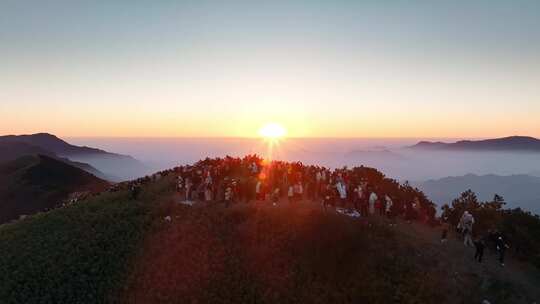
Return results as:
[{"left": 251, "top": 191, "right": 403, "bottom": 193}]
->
[
  {"left": 0, "top": 178, "right": 170, "bottom": 303},
  {"left": 1, "top": 175, "right": 538, "bottom": 303}
]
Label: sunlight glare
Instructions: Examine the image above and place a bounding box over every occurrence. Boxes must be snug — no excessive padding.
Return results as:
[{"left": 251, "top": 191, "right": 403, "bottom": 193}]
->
[{"left": 258, "top": 123, "right": 287, "bottom": 139}]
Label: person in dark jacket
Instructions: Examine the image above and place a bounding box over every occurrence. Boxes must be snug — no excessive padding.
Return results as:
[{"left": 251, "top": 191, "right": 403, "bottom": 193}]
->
[
  {"left": 495, "top": 235, "right": 509, "bottom": 267},
  {"left": 130, "top": 183, "right": 141, "bottom": 200},
  {"left": 474, "top": 238, "right": 485, "bottom": 263},
  {"left": 322, "top": 184, "right": 335, "bottom": 211},
  {"left": 440, "top": 218, "right": 450, "bottom": 244}
]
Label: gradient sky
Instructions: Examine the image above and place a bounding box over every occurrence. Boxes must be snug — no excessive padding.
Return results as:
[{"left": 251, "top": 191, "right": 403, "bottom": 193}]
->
[{"left": 1, "top": 0, "right": 539, "bottom": 138}]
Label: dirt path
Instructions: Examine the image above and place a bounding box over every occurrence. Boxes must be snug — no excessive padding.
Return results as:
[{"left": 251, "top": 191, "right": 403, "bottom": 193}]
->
[{"left": 396, "top": 219, "right": 540, "bottom": 302}]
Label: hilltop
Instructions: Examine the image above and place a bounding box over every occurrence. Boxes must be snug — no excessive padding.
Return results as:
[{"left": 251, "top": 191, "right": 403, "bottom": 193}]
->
[
  {"left": 410, "top": 136, "right": 540, "bottom": 152},
  {"left": 0, "top": 155, "right": 109, "bottom": 224},
  {"left": 1, "top": 160, "right": 539, "bottom": 303}
]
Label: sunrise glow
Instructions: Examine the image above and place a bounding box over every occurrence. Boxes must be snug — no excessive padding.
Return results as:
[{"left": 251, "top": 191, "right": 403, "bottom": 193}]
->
[{"left": 258, "top": 123, "right": 287, "bottom": 140}]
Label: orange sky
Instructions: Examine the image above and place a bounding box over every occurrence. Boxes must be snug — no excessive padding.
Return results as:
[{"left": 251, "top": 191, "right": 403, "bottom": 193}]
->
[
  {"left": 1, "top": 108, "right": 538, "bottom": 139},
  {"left": 1, "top": 1, "right": 539, "bottom": 139}
]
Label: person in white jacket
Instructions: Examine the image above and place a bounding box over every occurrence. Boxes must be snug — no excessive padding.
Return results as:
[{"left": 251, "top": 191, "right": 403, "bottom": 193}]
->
[
  {"left": 385, "top": 195, "right": 393, "bottom": 215},
  {"left": 369, "top": 191, "right": 378, "bottom": 216},
  {"left": 460, "top": 211, "right": 475, "bottom": 247},
  {"left": 353, "top": 184, "right": 363, "bottom": 211},
  {"left": 255, "top": 180, "right": 262, "bottom": 201},
  {"left": 288, "top": 185, "right": 294, "bottom": 203},
  {"left": 336, "top": 181, "right": 347, "bottom": 207}
]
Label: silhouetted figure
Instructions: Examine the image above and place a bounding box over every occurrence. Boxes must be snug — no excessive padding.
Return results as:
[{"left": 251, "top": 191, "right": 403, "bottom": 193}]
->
[
  {"left": 130, "top": 184, "right": 141, "bottom": 200},
  {"left": 224, "top": 185, "right": 233, "bottom": 208},
  {"left": 385, "top": 195, "right": 393, "bottom": 218},
  {"left": 441, "top": 218, "right": 450, "bottom": 243},
  {"left": 271, "top": 188, "right": 280, "bottom": 206},
  {"left": 322, "top": 185, "right": 335, "bottom": 211},
  {"left": 474, "top": 238, "right": 485, "bottom": 263},
  {"left": 495, "top": 235, "right": 509, "bottom": 267}
]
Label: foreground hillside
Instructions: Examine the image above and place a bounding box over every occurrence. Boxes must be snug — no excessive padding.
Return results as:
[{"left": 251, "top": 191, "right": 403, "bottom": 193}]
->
[
  {"left": 0, "top": 155, "right": 108, "bottom": 223},
  {"left": 1, "top": 174, "right": 539, "bottom": 303}
]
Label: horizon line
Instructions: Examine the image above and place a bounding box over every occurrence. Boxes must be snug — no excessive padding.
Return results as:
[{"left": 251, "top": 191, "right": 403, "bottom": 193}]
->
[
  {"left": 63, "top": 135, "right": 536, "bottom": 140},
  {"left": 3, "top": 132, "right": 537, "bottom": 141}
]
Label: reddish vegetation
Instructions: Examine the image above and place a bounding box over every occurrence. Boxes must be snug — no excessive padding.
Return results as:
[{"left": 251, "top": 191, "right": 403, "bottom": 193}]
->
[
  {"left": 124, "top": 205, "right": 227, "bottom": 302},
  {"left": 122, "top": 199, "right": 443, "bottom": 303}
]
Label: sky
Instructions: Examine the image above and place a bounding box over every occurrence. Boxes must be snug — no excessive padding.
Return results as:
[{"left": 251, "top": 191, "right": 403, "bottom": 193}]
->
[{"left": 1, "top": 0, "right": 539, "bottom": 138}]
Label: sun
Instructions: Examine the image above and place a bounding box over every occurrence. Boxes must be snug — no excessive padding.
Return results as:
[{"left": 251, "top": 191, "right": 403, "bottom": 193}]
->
[{"left": 258, "top": 123, "right": 287, "bottom": 139}]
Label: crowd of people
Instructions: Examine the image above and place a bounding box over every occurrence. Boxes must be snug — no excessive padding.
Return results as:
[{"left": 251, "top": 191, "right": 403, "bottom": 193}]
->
[
  {"left": 116, "top": 155, "right": 513, "bottom": 268},
  {"left": 171, "top": 155, "right": 436, "bottom": 222}
]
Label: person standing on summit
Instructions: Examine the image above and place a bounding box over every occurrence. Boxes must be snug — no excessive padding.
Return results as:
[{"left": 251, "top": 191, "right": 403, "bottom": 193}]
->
[
  {"left": 495, "top": 235, "right": 510, "bottom": 267},
  {"left": 369, "top": 190, "right": 378, "bottom": 216},
  {"left": 288, "top": 184, "right": 294, "bottom": 204},
  {"left": 255, "top": 180, "right": 263, "bottom": 201},
  {"left": 459, "top": 211, "right": 475, "bottom": 247},
  {"left": 353, "top": 183, "right": 363, "bottom": 212},
  {"left": 385, "top": 194, "right": 393, "bottom": 218},
  {"left": 336, "top": 180, "right": 347, "bottom": 207}
]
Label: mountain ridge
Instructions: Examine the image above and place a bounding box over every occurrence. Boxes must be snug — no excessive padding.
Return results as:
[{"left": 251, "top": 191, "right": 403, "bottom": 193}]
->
[
  {"left": 0, "top": 141, "right": 108, "bottom": 179},
  {"left": 0, "top": 154, "right": 109, "bottom": 223},
  {"left": 0, "top": 133, "right": 148, "bottom": 180},
  {"left": 1, "top": 133, "right": 124, "bottom": 157},
  {"left": 410, "top": 136, "right": 540, "bottom": 152}
]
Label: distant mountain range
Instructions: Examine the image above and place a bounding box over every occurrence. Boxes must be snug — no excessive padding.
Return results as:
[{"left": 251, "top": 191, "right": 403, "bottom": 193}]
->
[
  {"left": 0, "top": 141, "right": 107, "bottom": 179},
  {"left": 0, "top": 133, "right": 147, "bottom": 180},
  {"left": 417, "top": 173, "right": 540, "bottom": 215},
  {"left": 0, "top": 133, "right": 109, "bottom": 155},
  {"left": 345, "top": 148, "right": 405, "bottom": 161},
  {"left": 0, "top": 133, "right": 147, "bottom": 223},
  {"left": 410, "top": 136, "right": 540, "bottom": 152},
  {"left": 0, "top": 155, "right": 108, "bottom": 224}
]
